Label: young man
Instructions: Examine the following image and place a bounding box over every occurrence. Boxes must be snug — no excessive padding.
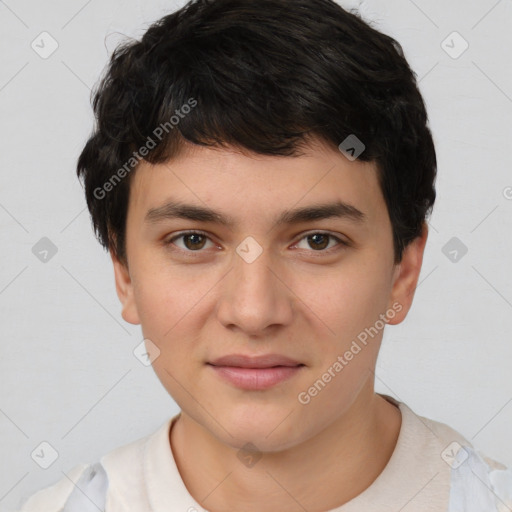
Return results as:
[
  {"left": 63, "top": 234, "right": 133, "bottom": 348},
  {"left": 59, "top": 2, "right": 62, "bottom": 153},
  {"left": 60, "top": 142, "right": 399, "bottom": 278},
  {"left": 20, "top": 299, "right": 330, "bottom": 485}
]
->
[{"left": 18, "top": 0, "right": 512, "bottom": 510}]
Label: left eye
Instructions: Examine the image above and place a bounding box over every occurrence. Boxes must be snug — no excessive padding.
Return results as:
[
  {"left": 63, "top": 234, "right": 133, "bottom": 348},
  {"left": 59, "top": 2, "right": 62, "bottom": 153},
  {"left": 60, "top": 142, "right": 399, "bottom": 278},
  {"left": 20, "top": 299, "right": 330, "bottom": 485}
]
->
[
  {"left": 293, "top": 232, "right": 346, "bottom": 252},
  {"left": 165, "top": 231, "right": 346, "bottom": 253},
  {"left": 166, "top": 231, "right": 214, "bottom": 251}
]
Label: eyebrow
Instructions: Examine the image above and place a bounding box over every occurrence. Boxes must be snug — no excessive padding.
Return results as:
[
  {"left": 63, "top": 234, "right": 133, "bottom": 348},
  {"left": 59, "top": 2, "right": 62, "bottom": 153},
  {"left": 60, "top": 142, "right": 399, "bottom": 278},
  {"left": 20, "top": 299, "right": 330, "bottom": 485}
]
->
[{"left": 144, "top": 199, "right": 367, "bottom": 227}]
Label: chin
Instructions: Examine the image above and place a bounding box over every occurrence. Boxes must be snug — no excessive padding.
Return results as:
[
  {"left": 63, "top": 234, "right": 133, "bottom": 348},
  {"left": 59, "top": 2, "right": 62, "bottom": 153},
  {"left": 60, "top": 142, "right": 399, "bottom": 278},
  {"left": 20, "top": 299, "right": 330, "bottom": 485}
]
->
[
  {"left": 226, "top": 428, "right": 302, "bottom": 455},
  {"left": 214, "top": 404, "right": 302, "bottom": 450}
]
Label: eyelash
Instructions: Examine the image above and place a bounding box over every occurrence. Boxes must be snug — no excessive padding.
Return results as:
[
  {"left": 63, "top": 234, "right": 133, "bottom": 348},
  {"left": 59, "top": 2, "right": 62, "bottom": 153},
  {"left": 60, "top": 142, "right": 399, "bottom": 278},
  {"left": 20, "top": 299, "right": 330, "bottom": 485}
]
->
[{"left": 164, "top": 230, "right": 349, "bottom": 255}]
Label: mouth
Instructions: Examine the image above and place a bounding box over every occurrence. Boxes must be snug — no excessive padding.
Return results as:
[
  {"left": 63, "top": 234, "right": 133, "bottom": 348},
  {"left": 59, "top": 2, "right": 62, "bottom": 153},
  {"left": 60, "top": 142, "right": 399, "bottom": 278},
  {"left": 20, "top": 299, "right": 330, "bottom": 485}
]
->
[
  {"left": 207, "top": 353, "right": 305, "bottom": 390},
  {"left": 208, "top": 353, "right": 304, "bottom": 369}
]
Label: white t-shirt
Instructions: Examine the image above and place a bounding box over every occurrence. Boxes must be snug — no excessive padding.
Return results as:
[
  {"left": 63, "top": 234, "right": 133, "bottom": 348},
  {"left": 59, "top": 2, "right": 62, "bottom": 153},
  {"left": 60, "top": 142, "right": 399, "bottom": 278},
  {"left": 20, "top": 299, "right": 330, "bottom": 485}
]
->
[{"left": 16, "top": 394, "right": 512, "bottom": 511}]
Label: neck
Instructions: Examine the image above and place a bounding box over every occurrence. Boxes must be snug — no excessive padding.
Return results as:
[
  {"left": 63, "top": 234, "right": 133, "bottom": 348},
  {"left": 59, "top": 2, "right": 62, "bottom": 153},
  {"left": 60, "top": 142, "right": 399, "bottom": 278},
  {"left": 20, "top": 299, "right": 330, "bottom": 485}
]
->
[{"left": 170, "top": 385, "right": 401, "bottom": 512}]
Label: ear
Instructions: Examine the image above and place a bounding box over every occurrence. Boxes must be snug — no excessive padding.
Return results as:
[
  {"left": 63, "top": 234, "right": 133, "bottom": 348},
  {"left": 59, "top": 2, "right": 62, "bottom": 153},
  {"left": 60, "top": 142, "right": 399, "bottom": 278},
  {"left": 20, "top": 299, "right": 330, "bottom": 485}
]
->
[
  {"left": 386, "top": 222, "right": 429, "bottom": 325},
  {"left": 110, "top": 249, "right": 141, "bottom": 325}
]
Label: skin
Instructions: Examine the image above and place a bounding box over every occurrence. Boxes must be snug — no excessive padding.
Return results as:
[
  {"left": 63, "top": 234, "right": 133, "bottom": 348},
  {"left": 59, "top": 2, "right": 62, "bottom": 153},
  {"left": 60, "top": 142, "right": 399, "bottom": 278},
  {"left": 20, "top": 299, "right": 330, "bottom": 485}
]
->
[{"left": 111, "top": 137, "right": 428, "bottom": 512}]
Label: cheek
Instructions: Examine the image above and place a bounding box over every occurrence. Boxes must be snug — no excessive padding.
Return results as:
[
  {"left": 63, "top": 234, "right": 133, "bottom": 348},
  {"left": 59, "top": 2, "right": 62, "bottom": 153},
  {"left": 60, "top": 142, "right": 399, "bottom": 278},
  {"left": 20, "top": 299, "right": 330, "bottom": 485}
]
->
[
  {"left": 293, "top": 264, "right": 392, "bottom": 419},
  {"left": 292, "top": 257, "right": 393, "bottom": 347},
  {"left": 130, "top": 263, "right": 214, "bottom": 376},
  {"left": 131, "top": 254, "right": 203, "bottom": 335},
  {"left": 132, "top": 277, "right": 170, "bottom": 338}
]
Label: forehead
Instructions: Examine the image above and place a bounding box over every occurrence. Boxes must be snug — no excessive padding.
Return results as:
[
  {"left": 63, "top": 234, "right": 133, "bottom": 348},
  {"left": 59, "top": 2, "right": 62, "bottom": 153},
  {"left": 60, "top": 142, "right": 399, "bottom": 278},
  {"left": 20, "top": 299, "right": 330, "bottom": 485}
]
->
[{"left": 127, "top": 141, "right": 385, "bottom": 230}]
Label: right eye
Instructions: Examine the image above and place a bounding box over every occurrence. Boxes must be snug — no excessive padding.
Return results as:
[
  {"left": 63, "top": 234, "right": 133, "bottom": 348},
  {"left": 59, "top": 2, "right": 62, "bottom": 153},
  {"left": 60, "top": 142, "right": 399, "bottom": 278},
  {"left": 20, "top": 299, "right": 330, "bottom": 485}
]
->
[{"left": 164, "top": 230, "right": 217, "bottom": 252}]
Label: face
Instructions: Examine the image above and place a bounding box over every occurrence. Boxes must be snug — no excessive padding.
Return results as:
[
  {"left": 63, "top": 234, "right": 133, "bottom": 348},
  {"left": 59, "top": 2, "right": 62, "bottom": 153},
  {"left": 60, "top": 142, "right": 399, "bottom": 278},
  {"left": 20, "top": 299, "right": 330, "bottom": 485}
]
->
[{"left": 112, "top": 138, "right": 427, "bottom": 452}]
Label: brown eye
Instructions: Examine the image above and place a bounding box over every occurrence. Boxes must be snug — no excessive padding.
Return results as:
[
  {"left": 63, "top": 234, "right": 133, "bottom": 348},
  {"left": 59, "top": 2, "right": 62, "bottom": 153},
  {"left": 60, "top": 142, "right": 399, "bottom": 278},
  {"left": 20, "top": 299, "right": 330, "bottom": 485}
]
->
[
  {"left": 307, "top": 233, "right": 330, "bottom": 250},
  {"left": 294, "top": 232, "right": 347, "bottom": 252},
  {"left": 165, "top": 231, "right": 213, "bottom": 252},
  {"left": 182, "top": 233, "right": 207, "bottom": 250}
]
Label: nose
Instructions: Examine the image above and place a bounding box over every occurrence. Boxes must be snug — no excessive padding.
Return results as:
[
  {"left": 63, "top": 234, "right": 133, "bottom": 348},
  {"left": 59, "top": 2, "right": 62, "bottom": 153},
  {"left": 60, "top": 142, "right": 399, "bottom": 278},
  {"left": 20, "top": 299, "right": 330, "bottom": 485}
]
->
[{"left": 215, "top": 240, "right": 294, "bottom": 336}]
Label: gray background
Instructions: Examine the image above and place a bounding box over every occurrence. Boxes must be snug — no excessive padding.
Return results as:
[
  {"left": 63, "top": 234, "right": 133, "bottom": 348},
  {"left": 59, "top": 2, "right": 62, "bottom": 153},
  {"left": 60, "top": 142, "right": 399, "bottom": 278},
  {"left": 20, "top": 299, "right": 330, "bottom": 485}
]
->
[{"left": 1, "top": 0, "right": 511, "bottom": 510}]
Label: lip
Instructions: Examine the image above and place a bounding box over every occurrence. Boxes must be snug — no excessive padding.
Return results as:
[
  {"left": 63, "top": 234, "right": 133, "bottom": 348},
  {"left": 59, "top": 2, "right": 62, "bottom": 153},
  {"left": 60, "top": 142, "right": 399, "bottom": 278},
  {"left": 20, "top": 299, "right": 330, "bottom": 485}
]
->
[
  {"left": 207, "top": 354, "right": 305, "bottom": 390},
  {"left": 208, "top": 353, "right": 303, "bottom": 368}
]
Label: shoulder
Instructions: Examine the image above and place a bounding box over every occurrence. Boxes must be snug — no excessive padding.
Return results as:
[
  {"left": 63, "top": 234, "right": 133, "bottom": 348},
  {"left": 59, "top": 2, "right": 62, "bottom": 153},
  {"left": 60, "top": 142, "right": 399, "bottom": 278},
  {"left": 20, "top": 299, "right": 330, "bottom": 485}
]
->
[
  {"left": 16, "top": 422, "right": 168, "bottom": 512},
  {"left": 447, "top": 445, "right": 512, "bottom": 512},
  {"left": 17, "top": 463, "right": 90, "bottom": 512},
  {"left": 404, "top": 404, "right": 512, "bottom": 511}
]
